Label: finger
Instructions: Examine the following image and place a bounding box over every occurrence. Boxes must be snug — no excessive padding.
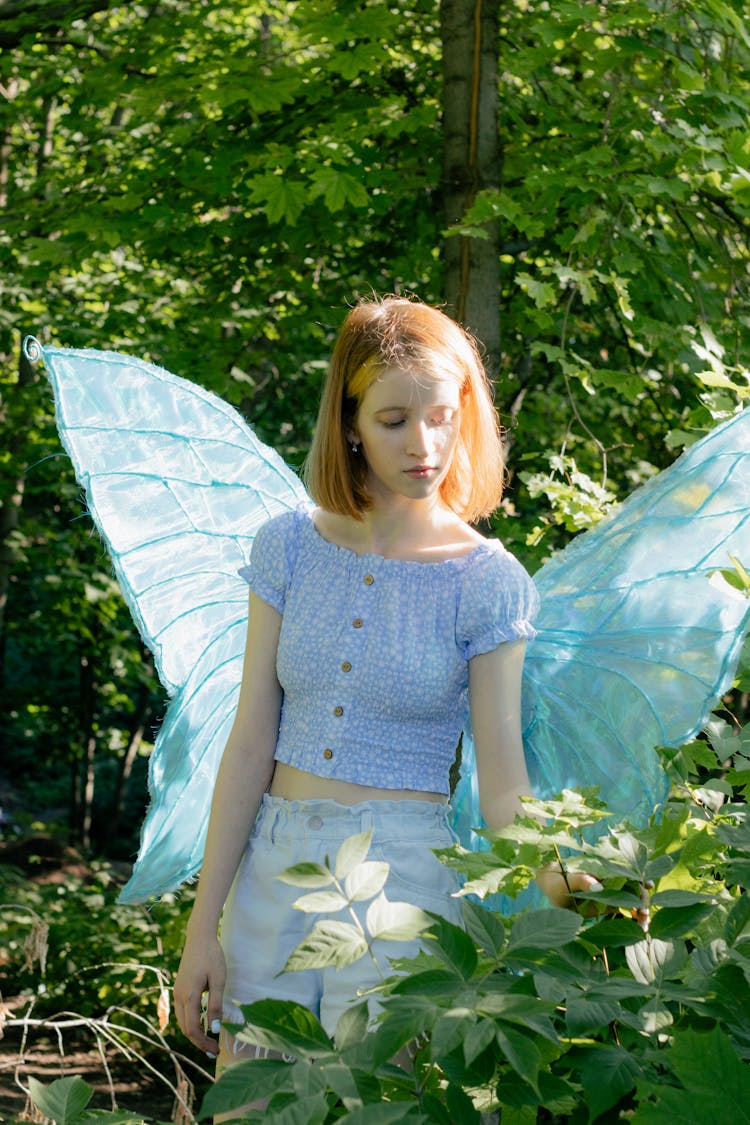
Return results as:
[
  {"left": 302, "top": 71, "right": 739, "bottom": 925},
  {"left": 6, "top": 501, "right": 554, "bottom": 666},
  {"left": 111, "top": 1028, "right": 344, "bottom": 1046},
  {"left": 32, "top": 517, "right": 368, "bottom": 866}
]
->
[
  {"left": 179, "top": 992, "right": 219, "bottom": 1056},
  {"left": 206, "top": 977, "right": 225, "bottom": 1047}
]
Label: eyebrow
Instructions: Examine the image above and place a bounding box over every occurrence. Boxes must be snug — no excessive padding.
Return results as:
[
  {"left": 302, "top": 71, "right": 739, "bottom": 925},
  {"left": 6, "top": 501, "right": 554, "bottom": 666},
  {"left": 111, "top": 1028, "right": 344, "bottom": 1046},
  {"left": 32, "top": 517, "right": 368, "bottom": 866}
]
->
[{"left": 373, "top": 404, "right": 456, "bottom": 414}]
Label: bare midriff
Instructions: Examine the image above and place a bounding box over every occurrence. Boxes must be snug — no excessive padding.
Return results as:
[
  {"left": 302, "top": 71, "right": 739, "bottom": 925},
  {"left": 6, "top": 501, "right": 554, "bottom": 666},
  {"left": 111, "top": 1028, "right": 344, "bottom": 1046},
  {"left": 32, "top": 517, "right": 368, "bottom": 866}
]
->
[{"left": 268, "top": 761, "right": 444, "bottom": 805}]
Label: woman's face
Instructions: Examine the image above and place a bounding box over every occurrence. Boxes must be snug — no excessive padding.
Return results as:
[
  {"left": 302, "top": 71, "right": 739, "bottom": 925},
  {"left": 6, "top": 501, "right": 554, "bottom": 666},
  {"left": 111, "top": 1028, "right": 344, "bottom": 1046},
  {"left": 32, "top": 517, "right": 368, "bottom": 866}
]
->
[{"left": 350, "top": 366, "right": 462, "bottom": 508}]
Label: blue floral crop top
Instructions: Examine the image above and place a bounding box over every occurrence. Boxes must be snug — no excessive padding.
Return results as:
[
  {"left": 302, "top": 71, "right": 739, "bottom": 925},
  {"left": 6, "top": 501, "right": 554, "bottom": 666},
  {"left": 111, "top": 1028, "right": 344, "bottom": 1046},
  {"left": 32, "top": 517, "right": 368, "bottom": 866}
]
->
[{"left": 238, "top": 506, "right": 539, "bottom": 795}]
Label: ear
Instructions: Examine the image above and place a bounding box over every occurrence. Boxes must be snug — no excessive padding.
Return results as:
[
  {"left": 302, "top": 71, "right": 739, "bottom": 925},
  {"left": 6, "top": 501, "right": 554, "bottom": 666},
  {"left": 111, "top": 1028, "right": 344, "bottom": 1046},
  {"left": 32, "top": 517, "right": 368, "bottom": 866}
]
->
[{"left": 345, "top": 425, "right": 360, "bottom": 446}]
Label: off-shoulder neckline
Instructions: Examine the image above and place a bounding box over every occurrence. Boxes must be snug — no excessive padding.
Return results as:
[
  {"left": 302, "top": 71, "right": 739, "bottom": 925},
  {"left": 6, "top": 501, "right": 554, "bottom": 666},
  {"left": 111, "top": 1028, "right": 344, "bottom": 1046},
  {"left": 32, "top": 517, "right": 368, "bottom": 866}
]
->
[{"left": 299, "top": 505, "right": 499, "bottom": 568}]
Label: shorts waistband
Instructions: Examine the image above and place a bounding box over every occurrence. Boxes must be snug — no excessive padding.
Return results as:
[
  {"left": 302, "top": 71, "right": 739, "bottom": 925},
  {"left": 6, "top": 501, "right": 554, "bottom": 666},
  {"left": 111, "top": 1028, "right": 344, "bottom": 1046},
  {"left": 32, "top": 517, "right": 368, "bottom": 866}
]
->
[{"left": 253, "top": 792, "right": 453, "bottom": 844}]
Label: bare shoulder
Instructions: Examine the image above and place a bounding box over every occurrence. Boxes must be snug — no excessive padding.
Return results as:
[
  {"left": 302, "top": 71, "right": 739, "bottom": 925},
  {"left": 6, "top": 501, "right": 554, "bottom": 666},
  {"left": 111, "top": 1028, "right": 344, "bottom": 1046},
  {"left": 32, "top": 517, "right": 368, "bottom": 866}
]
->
[
  {"left": 310, "top": 508, "right": 362, "bottom": 551},
  {"left": 442, "top": 515, "right": 488, "bottom": 555}
]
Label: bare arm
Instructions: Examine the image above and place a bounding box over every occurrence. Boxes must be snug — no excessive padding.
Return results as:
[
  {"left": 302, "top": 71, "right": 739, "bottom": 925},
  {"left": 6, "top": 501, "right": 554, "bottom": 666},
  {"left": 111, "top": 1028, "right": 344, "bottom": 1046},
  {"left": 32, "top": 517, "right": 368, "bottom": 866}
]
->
[
  {"left": 173, "top": 591, "right": 282, "bottom": 1053},
  {"left": 469, "top": 641, "right": 597, "bottom": 906},
  {"left": 469, "top": 640, "right": 532, "bottom": 830}
]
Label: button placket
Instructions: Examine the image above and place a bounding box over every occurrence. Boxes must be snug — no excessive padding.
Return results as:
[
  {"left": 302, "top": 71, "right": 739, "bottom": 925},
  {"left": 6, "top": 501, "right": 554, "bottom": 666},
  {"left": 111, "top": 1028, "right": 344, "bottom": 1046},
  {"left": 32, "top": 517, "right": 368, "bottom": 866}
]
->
[{"left": 325, "top": 566, "right": 374, "bottom": 767}]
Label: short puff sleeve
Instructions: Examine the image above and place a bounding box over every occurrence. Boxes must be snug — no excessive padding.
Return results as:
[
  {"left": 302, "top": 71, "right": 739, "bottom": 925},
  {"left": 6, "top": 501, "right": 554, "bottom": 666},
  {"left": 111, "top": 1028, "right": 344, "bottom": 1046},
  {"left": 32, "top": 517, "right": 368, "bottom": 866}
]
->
[
  {"left": 238, "top": 510, "right": 300, "bottom": 613},
  {"left": 458, "top": 545, "right": 539, "bottom": 660}
]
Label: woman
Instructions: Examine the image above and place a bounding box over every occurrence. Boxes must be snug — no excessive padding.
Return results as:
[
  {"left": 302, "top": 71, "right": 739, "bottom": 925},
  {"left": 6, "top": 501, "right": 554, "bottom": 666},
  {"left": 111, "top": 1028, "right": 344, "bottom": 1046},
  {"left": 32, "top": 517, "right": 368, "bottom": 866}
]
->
[{"left": 172, "top": 296, "right": 591, "bottom": 1068}]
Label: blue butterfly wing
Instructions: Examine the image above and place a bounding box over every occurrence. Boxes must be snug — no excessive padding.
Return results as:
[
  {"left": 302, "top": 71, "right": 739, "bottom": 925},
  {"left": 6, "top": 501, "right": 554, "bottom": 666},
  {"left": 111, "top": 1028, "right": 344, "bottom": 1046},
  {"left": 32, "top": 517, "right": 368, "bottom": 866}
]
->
[
  {"left": 452, "top": 408, "right": 750, "bottom": 911},
  {"left": 30, "top": 340, "right": 308, "bottom": 901},
  {"left": 524, "top": 407, "right": 750, "bottom": 823}
]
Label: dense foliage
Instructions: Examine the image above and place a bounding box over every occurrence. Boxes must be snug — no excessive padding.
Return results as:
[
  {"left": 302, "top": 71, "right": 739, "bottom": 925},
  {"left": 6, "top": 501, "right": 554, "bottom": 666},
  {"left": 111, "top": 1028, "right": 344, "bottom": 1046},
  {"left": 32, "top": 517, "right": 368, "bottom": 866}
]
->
[
  {"left": 1, "top": 1, "right": 749, "bottom": 1118},
  {"left": 5, "top": 728, "right": 750, "bottom": 1121}
]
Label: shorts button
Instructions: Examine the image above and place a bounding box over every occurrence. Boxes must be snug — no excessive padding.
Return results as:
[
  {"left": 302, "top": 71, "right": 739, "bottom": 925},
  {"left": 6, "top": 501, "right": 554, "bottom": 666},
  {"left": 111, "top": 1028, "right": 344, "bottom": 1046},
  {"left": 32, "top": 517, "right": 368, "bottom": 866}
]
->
[
  {"left": 341, "top": 661, "right": 352, "bottom": 672},
  {"left": 352, "top": 617, "right": 363, "bottom": 628},
  {"left": 308, "top": 815, "right": 323, "bottom": 830},
  {"left": 323, "top": 748, "right": 333, "bottom": 760},
  {"left": 333, "top": 705, "right": 344, "bottom": 717},
  {"left": 363, "top": 574, "right": 374, "bottom": 586}
]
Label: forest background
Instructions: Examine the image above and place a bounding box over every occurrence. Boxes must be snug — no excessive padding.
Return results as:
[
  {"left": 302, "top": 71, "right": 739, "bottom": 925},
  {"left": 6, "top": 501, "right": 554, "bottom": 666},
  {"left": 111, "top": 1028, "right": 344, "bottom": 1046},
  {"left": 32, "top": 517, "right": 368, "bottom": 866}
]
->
[{"left": 1, "top": 0, "right": 750, "bottom": 1120}]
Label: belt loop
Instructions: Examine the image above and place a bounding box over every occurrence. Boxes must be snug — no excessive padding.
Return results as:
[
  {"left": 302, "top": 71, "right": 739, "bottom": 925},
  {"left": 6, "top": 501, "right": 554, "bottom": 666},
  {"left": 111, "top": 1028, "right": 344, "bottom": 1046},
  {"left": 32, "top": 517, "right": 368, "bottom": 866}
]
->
[
  {"left": 360, "top": 806, "right": 375, "bottom": 834},
  {"left": 262, "top": 795, "right": 280, "bottom": 845}
]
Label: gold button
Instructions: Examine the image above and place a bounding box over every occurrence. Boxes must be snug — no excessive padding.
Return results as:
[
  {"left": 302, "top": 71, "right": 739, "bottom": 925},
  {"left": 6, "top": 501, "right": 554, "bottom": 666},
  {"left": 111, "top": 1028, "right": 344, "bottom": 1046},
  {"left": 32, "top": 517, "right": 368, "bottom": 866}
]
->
[
  {"left": 352, "top": 618, "right": 363, "bottom": 628},
  {"left": 364, "top": 574, "right": 374, "bottom": 586},
  {"left": 323, "top": 748, "right": 333, "bottom": 760},
  {"left": 341, "top": 661, "right": 352, "bottom": 673},
  {"left": 333, "top": 705, "right": 344, "bottom": 717}
]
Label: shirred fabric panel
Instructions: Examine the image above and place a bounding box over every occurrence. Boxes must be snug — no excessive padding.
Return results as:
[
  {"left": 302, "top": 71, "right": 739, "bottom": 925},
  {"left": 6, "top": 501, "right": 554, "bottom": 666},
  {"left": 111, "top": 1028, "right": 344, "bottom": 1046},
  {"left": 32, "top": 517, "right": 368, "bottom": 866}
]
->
[{"left": 237, "top": 506, "right": 538, "bottom": 794}]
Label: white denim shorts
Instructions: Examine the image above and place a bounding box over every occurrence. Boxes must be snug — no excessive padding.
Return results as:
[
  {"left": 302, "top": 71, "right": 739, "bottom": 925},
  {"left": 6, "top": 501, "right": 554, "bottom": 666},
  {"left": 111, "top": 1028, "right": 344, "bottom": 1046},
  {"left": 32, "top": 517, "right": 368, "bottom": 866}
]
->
[{"left": 220, "top": 794, "right": 462, "bottom": 1036}]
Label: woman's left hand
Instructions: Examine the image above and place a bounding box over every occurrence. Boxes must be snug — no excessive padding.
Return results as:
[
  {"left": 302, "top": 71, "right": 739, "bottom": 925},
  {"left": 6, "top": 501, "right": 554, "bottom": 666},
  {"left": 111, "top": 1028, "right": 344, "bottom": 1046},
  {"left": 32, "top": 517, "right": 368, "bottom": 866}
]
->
[{"left": 536, "top": 865, "right": 603, "bottom": 912}]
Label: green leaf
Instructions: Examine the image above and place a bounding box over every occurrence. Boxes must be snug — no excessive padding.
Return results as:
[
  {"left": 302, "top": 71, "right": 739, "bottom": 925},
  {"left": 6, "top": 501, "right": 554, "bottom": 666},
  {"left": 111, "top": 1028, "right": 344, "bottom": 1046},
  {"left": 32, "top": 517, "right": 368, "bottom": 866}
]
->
[
  {"left": 577, "top": 1045, "right": 642, "bottom": 1120},
  {"left": 344, "top": 861, "right": 390, "bottom": 902},
  {"left": 336, "top": 1103, "right": 422, "bottom": 1125},
  {"left": 425, "top": 914, "right": 478, "bottom": 979},
  {"left": 366, "top": 894, "right": 431, "bottom": 941},
  {"left": 334, "top": 831, "right": 373, "bottom": 879},
  {"left": 463, "top": 1018, "right": 496, "bottom": 1065},
  {"left": 726, "top": 894, "right": 750, "bottom": 947},
  {"left": 262, "top": 1092, "right": 329, "bottom": 1125},
  {"left": 292, "top": 1061, "right": 328, "bottom": 1098},
  {"left": 581, "top": 916, "right": 645, "bottom": 947},
  {"left": 236, "top": 999, "right": 333, "bottom": 1057},
  {"left": 496, "top": 1026, "right": 542, "bottom": 1091},
  {"left": 293, "top": 889, "right": 349, "bottom": 913},
  {"left": 626, "top": 937, "right": 688, "bottom": 984},
  {"left": 431, "top": 1011, "right": 475, "bottom": 1058},
  {"left": 515, "top": 272, "right": 558, "bottom": 309},
  {"left": 649, "top": 903, "right": 714, "bottom": 939},
  {"left": 565, "top": 995, "right": 621, "bottom": 1036},
  {"left": 633, "top": 1028, "right": 750, "bottom": 1122},
  {"left": 476, "top": 993, "right": 558, "bottom": 1042},
  {"left": 461, "top": 899, "right": 507, "bottom": 958},
  {"left": 369, "top": 998, "right": 440, "bottom": 1067},
  {"left": 334, "top": 1001, "right": 370, "bottom": 1051},
  {"left": 635, "top": 998, "right": 674, "bottom": 1034},
  {"left": 390, "top": 969, "right": 464, "bottom": 998},
  {"left": 27, "top": 1076, "right": 93, "bottom": 1124},
  {"left": 277, "top": 862, "right": 333, "bottom": 889},
  {"left": 445, "top": 1082, "right": 481, "bottom": 1125},
  {"left": 283, "top": 919, "right": 368, "bottom": 971},
  {"left": 317, "top": 1061, "right": 363, "bottom": 1110},
  {"left": 246, "top": 174, "right": 308, "bottom": 225},
  {"left": 507, "top": 908, "right": 583, "bottom": 952},
  {"left": 200, "top": 1059, "right": 294, "bottom": 1118},
  {"left": 310, "top": 167, "right": 369, "bottom": 212}
]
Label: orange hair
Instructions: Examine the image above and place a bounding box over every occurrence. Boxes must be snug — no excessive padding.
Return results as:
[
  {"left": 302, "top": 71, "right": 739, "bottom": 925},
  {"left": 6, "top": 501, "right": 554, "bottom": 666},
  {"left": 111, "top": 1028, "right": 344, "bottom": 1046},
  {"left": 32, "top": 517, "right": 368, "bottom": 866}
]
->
[{"left": 304, "top": 296, "right": 505, "bottom": 523}]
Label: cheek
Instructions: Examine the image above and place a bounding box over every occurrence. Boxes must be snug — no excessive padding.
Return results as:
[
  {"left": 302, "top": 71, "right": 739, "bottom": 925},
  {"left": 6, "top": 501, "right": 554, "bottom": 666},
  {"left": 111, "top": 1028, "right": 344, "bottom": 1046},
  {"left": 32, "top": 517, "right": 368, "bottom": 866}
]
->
[{"left": 441, "top": 425, "right": 460, "bottom": 451}]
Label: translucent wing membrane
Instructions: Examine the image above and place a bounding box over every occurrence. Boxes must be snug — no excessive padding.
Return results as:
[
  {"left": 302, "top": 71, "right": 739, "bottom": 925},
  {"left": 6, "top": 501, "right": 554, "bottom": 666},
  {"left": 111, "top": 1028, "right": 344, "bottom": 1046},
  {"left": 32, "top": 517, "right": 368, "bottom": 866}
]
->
[
  {"left": 526, "top": 411, "right": 750, "bottom": 820},
  {"left": 28, "top": 339, "right": 307, "bottom": 900},
  {"left": 453, "top": 409, "right": 750, "bottom": 852}
]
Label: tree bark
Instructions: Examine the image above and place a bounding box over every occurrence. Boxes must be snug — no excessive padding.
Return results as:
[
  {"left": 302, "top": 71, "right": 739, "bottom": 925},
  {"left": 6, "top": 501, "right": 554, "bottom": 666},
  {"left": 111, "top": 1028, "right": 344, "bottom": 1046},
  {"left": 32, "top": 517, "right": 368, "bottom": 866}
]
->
[
  {"left": 441, "top": 0, "right": 501, "bottom": 380},
  {"left": 77, "top": 650, "right": 97, "bottom": 847}
]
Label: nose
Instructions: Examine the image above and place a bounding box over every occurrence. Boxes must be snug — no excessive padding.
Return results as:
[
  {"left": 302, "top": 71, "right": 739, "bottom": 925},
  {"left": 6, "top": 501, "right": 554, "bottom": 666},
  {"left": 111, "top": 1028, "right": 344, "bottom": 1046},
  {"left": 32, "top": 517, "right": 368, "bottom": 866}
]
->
[{"left": 406, "top": 420, "right": 431, "bottom": 457}]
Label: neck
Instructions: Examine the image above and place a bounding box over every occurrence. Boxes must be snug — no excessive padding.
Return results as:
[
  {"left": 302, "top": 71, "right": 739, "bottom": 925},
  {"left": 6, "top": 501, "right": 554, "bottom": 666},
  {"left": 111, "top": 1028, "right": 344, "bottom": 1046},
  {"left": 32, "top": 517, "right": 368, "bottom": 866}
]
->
[{"left": 356, "top": 495, "right": 451, "bottom": 554}]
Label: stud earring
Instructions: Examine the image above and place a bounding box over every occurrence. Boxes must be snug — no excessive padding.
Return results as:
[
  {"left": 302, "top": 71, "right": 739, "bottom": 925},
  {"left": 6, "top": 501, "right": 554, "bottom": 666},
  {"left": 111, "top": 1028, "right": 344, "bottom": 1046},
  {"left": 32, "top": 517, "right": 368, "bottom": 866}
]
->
[{"left": 351, "top": 442, "right": 359, "bottom": 454}]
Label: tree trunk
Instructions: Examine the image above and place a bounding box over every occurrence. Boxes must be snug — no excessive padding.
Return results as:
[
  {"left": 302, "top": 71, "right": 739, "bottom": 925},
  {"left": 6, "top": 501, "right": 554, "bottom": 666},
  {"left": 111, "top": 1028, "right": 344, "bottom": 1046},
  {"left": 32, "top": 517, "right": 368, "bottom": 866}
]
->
[
  {"left": 441, "top": 0, "right": 501, "bottom": 380},
  {"left": 77, "top": 650, "right": 97, "bottom": 847}
]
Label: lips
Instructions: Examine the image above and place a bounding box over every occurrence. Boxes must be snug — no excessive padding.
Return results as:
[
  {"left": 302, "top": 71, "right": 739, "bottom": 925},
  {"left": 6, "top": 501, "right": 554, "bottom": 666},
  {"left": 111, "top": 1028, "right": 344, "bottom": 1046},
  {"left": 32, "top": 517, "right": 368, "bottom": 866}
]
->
[{"left": 405, "top": 466, "right": 436, "bottom": 477}]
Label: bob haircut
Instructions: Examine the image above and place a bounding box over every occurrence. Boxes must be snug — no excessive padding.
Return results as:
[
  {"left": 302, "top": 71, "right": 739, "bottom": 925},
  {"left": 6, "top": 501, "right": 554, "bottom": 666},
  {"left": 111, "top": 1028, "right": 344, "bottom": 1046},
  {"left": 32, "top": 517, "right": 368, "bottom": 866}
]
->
[{"left": 305, "top": 296, "right": 505, "bottom": 523}]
